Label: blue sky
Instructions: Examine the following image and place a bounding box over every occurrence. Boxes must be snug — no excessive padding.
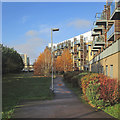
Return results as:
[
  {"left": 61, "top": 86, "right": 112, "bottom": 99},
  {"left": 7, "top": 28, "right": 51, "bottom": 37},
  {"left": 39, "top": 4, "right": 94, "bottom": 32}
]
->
[{"left": 2, "top": 2, "right": 105, "bottom": 64}]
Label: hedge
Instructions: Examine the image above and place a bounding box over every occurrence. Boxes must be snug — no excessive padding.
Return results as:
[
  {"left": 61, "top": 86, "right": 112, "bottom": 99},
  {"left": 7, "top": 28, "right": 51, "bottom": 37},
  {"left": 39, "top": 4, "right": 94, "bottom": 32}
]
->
[{"left": 81, "top": 73, "right": 118, "bottom": 108}]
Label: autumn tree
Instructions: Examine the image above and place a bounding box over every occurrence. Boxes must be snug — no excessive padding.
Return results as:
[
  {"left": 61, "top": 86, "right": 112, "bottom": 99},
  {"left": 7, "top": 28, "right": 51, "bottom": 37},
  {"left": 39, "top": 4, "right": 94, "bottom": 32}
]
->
[
  {"left": 55, "top": 49, "right": 73, "bottom": 73},
  {"left": 55, "top": 56, "right": 63, "bottom": 72},
  {"left": 34, "top": 47, "right": 51, "bottom": 76}
]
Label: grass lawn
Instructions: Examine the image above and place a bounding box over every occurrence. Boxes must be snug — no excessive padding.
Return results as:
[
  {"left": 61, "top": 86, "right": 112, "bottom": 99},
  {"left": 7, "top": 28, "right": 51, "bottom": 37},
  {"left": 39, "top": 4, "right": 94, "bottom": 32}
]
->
[
  {"left": 103, "top": 103, "right": 120, "bottom": 119},
  {"left": 2, "top": 72, "right": 53, "bottom": 119}
]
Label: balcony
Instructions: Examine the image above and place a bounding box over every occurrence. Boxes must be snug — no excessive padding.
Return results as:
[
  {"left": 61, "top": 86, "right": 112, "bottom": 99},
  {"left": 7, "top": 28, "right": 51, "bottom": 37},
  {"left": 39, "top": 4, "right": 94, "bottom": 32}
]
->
[
  {"left": 107, "top": 24, "right": 115, "bottom": 41},
  {"left": 71, "top": 42, "right": 74, "bottom": 48},
  {"left": 53, "top": 47, "right": 57, "bottom": 51},
  {"left": 61, "top": 44, "right": 64, "bottom": 49},
  {"left": 110, "top": 1, "right": 120, "bottom": 20},
  {"left": 94, "top": 12, "right": 107, "bottom": 26},
  {"left": 57, "top": 46, "right": 60, "bottom": 50},
  {"left": 92, "top": 35, "right": 105, "bottom": 48},
  {"left": 74, "top": 56, "right": 80, "bottom": 60},
  {"left": 76, "top": 40, "right": 80, "bottom": 45},
  {"left": 59, "top": 44, "right": 61, "bottom": 49},
  {"left": 93, "top": 25, "right": 104, "bottom": 32},
  {"left": 92, "top": 49, "right": 99, "bottom": 52},
  {"left": 77, "top": 47, "right": 80, "bottom": 51},
  {"left": 65, "top": 43, "right": 69, "bottom": 48},
  {"left": 54, "top": 52, "right": 58, "bottom": 56},
  {"left": 63, "top": 43, "right": 66, "bottom": 48},
  {"left": 70, "top": 49, "right": 74, "bottom": 54},
  {"left": 77, "top": 47, "right": 83, "bottom": 51},
  {"left": 91, "top": 31, "right": 101, "bottom": 36}
]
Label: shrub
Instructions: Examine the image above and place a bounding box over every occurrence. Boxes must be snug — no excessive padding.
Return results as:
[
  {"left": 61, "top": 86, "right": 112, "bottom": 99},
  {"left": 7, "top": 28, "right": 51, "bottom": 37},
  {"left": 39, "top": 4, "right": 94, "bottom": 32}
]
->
[
  {"left": 81, "top": 73, "right": 99, "bottom": 95},
  {"left": 81, "top": 73, "right": 118, "bottom": 108},
  {"left": 63, "top": 71, "right": 80, "bottom": 83},
  {"left": 98, "top": 74, "right": 118, "bottom": 106}
]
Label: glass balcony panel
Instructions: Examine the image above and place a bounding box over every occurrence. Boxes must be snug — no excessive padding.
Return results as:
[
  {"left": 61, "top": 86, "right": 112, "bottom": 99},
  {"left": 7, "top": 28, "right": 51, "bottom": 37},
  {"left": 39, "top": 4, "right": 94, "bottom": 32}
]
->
[
  {"left": 96, "top": 13, "right": 106, "bottom": 20},
  {"left": 92, "top": 35, "right": 105, "bottom": 48},
  {"left": 107, "top": 24, "right": 114, "bottom": 39},
  {"left": 110, "top": 0, "right": 116, "bottom": 16},
  {"left": 110, "top": 1, "right": 120, "bottom": 16}
]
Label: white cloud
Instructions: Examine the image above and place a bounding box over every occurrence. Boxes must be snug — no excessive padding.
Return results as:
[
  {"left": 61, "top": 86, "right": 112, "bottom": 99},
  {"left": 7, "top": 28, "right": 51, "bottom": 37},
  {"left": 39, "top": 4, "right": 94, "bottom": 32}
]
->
[
  {"left": 39, "top": 28, "right": 50, "bottom": 34},
  {"left": 14, "top": 37, "right": 46, "bottom": 64},
  {"left": 67, "top": 19, "right": 91, "bottom": 29},
  {"left": 26, "top": 30, "right": 38, "bottom": 36}
]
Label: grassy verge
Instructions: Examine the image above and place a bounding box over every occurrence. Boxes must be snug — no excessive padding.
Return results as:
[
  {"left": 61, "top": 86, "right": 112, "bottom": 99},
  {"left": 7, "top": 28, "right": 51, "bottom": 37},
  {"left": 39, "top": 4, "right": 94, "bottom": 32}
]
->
[
  {"left": 2, "top": 72, "right": 53, "bottom": 119},
  {"left": 103, "top": 103, "right": 120, "bottom": 119}
]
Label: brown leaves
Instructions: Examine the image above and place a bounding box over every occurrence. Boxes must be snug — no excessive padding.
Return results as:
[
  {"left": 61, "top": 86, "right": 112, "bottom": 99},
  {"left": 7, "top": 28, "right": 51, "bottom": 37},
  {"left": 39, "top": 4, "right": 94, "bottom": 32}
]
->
[
  {"left": 34, "top": 47, "right": 51, "bottom": 76},
  {"left": 55, "top": 49, "right": 73, "bottom": 72}
]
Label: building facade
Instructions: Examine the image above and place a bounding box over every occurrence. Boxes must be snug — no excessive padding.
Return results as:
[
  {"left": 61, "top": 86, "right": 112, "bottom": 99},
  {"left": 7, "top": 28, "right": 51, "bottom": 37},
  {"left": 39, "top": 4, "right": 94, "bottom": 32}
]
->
[
  {"left": 20, "top": 54, "right": 30, "bottom": 71},
  {"left": 49, "top": 31, "right": 93, "bottom": 71},
  {"left": 47, "top": 0, "right": 120, "bottom": 81},
  {"left": 89, "top": 0, "right": 120, "bottom": 81}
]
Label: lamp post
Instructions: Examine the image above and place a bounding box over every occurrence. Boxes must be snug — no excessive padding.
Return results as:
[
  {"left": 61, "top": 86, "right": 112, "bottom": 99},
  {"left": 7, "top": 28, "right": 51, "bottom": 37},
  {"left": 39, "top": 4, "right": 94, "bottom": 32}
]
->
[{"left": 51, "top": 28, "right": 59, "bottom": 92}]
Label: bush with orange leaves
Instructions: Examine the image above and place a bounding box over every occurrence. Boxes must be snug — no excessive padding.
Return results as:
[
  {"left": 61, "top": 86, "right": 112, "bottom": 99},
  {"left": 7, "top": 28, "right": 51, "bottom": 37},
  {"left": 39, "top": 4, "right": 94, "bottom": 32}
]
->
[{"left": 81, "top": 73, "right": 118, "bottom": 108}]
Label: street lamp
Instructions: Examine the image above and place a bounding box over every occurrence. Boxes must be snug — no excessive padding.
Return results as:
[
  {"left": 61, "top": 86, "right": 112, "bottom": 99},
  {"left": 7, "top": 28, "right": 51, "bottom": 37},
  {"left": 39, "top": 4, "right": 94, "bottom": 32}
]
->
[{"left": 51, "top": 28, "right": 59, "bottom": 92}]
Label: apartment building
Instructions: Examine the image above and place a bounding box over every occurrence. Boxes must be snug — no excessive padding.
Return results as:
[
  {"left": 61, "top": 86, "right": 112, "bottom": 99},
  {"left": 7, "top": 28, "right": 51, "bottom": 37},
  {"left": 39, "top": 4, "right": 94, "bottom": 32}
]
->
[
  {"left": 20, "top": 54, "right": 30, "bottom": 71},
  {"left": 89, "top": 0, "right": 120, "bottom": 81},
  {"left": 48, "top": 31, "right": 93, "bottom": 71}
]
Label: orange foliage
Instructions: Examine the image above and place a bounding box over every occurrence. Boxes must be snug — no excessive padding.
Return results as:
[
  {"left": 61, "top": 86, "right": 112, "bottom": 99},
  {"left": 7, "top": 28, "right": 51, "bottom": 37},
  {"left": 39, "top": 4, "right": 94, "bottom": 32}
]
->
[
  {"left": 55, "top": 56, "right": 63, "bottom": 72},
  {"left": 55, "top": 49, "right": 73, "bottom": 72},
  {"left": 34, "top": 47, "right": 51, "bottom": 75}
]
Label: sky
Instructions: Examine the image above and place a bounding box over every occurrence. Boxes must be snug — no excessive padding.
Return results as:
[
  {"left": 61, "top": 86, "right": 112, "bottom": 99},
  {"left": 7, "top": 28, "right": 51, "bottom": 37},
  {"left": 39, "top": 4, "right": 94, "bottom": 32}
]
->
[{"left": 2, "top": 2, "right": 106, "bottom": 64}]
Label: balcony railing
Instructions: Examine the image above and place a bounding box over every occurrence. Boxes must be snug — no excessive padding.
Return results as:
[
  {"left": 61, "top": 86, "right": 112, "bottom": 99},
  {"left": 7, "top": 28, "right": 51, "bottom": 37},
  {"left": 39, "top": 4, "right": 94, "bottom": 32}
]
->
[
  {"left": 63, "top": 43, "right": 66, "bottom": 47},
  {"left": 53, "top": 47, "right": 57, "bottom": 51},
  {"left": 107, "top": 24, "right": 114, "bottom": 40},
  {"left": 59, "top": 45, "right": 61, "bottom": 49},
  {"left": 55, "top": 53, "right": 58, "bottom": 56},
  {"left": 110, "top": 1, "right": 120, "bottom": 17},
  {"left": 77, "top": 47, "right": 80, "bottom": 51},
  {"left": 71, "top": 43, "right": 74, "bottom": 48},
  {"left": 76, "top": 40, "right": 80, "bottom": 45},
  {"left": 94, "top": 25, "right": 104, "bottom": 29},
  {"left": 74, "top": 56, "right": 80, "bottom": 60},
  {"left": 61, "top": 44, "right": 64, "bottom": 49},
  {"left": 57, "top": 46, "right": 60, "bottom": 49},
  {"left": 96, "top": 12, "right": 107, "bottom": 20},
  {"left": 92, "top": 31, "right": 101, "bottom": 36},
  {"left": 70, "top": 49, "right": 74, "bottom": 53},
  {"left": 92, "top": 35, "right": 105, "bottom": 48}
]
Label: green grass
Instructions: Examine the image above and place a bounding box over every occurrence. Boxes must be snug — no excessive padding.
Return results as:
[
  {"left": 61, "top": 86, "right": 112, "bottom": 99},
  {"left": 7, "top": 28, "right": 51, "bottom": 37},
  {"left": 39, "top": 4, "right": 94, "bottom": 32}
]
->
[
  {"left": 2, "top": 72, "right": 53, "bottom": 119},
  {"left": 103, "top": 103, "right": 120, "bottom": 119}
]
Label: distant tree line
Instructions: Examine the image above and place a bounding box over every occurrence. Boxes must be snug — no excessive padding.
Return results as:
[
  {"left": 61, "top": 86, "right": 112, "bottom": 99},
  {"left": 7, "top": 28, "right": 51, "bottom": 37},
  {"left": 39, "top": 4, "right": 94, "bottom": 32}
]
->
[{"left": 1, "top": 44, "right": 24, "bottom": 74}]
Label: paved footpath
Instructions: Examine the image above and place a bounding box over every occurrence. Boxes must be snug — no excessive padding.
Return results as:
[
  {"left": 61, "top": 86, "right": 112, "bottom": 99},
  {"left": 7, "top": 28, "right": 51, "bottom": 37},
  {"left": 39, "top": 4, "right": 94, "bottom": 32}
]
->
[{"left": 13, "top": 77, "right": 115, "bottom": 118}]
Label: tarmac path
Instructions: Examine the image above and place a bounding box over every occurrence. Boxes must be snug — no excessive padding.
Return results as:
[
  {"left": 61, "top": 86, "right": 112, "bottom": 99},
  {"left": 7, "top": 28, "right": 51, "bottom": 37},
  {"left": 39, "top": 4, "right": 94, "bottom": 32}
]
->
[{"left": 13, "top": 77, "right": 115, "bottom": 119}]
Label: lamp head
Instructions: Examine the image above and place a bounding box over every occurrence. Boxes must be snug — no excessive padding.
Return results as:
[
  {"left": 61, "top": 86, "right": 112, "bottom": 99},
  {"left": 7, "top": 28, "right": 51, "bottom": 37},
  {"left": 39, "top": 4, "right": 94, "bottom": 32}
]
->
[{"left": 52, "top": 28, "right": 59, "bottom": 31}]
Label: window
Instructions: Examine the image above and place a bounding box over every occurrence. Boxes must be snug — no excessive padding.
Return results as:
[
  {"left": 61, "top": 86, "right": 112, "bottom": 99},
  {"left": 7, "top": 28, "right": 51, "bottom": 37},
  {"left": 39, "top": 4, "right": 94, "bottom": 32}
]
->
[
  {"left": 91, "top": 51, "right": 92, "bottom": 56},
  {"left": 110, "top": 65, "right": 113, "bottom": 78},
  {"left": 102, "top": 66, "right": 104, "bottom": 74},
  {"left": 106, "top": 65, "right": 108, "bottom": 76}
]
